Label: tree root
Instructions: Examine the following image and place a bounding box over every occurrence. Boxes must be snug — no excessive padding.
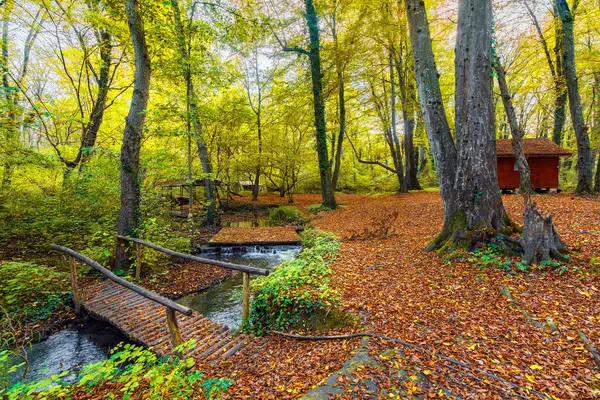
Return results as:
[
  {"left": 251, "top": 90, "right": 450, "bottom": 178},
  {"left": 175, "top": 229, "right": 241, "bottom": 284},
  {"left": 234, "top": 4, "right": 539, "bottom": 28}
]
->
[
  {"left": 578, "top": 332, "right": 600, "bottom": 370},
  {"left": 272, "top": 330, "right": 548, "bottom": 399}
]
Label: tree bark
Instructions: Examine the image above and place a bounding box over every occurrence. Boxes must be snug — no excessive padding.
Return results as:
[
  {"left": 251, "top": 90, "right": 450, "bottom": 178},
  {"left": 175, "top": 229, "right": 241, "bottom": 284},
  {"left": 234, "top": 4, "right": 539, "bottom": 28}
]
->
[
  {"left": 388, "top": 52, "right": 406, "bottom": 192},
  {"left": 453, "top": 0, "right": 506, "bottom": 242},
  {"left": 330, "top": 10, "right": 345, "bottom": 191},
  {"left": 304, "top": 0, "right": 336, "bottom": 209},
  {"left": 115, "top": 0, "right": 150, "bottom": 270},
  {"left": 495, "top": 61, "right": 532, "bottom": 194},
  {"left": 594, "top": 72, "right": 600, "bottom": 192},
  {"left": 394, "top": 48, "right": 421, "bottom": 191},
  {"left": 172, "top": 0, "right": 217, "bottom": 223},
  {"left": 405, "top": 0, "right": 457, "bottom": 232},
  {"left": 407, "top": 0, "right": 514, "bottom": 253},
  {"left": 555, "top": 0, "right": 594, "bottom": 194}
]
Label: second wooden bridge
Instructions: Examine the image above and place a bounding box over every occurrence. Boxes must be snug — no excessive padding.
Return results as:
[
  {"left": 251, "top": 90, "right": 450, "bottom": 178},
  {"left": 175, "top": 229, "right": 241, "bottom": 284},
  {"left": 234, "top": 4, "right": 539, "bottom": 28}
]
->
[{"left": 51, "top": 236, "right": 270, "bottom": 363}]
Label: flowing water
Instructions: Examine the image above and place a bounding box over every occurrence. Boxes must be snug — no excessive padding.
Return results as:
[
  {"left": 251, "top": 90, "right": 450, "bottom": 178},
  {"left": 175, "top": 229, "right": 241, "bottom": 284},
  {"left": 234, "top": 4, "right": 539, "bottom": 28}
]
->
[
  {"left": 4, "top": 245, "right": 300, "bottom": 389},
  {"left": 5, "top": 320, "right": 126, "bottom": 387},
  {"left": 177, "top": 245, "right": 301, "bottom": 329}
]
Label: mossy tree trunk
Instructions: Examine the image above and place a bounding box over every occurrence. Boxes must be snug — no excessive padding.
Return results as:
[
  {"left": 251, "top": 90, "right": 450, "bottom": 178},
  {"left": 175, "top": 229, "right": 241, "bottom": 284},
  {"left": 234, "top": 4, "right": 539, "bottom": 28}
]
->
[
  {"left": 555, "top": 0, "right": 595, "bottom": 194},
  {"left": 407, "top": 0, "right": 515, "bottom": 254},
  {"left": 115, "top": 0, "right": 150, "bottom": 271}
]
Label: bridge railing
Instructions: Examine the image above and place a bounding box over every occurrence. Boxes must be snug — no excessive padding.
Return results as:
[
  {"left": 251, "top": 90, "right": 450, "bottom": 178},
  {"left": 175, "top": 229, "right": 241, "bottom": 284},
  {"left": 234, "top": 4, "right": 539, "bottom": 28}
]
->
[
  {"left": 50, "top": 244, "right": 193, "bottom": 351},
  {"left": 116, "top": 235, "right": 270, "bottom": 324}
]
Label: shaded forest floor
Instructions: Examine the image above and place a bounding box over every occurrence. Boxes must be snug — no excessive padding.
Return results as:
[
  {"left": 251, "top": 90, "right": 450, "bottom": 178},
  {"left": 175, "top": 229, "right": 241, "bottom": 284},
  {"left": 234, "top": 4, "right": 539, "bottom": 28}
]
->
[{"left": 207, "top": 192, "right": 600, "bottom": 399}]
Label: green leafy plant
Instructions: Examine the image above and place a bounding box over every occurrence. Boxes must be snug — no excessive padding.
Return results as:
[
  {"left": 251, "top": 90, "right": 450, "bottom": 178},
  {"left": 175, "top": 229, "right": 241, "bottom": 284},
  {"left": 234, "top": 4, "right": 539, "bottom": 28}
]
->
[
  {"left": 248, "top": 229, "right": 343, "bottom": 334},
  {"left": 267, "top": 206, "right": 306, "bottom": 225},
  {"left": 307, "top": 204, "right": 333, "bottom": 214},
  {"left": 0, "top": 262, "right": 69, "bottom": 316},
  {"left": 2, "top": 341, "right": 233, "bottom": 400}
]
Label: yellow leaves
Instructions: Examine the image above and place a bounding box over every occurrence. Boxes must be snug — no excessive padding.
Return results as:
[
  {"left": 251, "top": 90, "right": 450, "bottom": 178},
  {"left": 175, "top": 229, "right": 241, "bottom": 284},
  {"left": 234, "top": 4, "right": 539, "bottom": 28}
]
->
[
  {"left": 467, "top": 344, "right": 477, "bottom": 351},
  {"left": 525, "top": 374, "right": 536, "bottom": 383},
  {"left": 530, "top": 364, "right": 543, "bottom": 370},
  {"left": 422, "top": 369, "right": 432, "bottom": 375},
  {"left": 578, "top": 290, "right": 591, "bottom": 298}
]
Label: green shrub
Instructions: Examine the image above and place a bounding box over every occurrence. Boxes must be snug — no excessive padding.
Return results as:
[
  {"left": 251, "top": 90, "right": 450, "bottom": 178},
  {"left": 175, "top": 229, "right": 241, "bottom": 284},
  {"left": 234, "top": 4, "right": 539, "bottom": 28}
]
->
[
  {"left": 267, "top": 206, "right": 305, "bottom": 225},
  {"left": 2, "top": 341, "right": 233, "bottom": 399},
  {"left": 0, "top": 262, "right": 69, "bottom": 317},
  {"left": 248, "top": 229, "right": 342, "bottom": 334}
]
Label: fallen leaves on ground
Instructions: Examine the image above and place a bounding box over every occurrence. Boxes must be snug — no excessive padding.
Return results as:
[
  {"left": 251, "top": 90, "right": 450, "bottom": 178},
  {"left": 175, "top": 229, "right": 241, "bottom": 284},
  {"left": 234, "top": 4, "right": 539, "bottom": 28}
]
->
[
  {"left": 206, "top": 192, "right": 600, "bottom": 399},
  {"left": 210, "top": 227, "right": 301, "bottom": 244}
]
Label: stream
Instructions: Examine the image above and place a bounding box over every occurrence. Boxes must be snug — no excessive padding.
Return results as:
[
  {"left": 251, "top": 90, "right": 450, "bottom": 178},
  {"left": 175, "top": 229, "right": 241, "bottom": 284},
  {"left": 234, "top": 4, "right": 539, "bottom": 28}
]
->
[
  {"left": 4, "top": 244, "right": 300, "bottom": 389},
  {"left": 178, "top": 245, "right": 301, "bottom": 329}
]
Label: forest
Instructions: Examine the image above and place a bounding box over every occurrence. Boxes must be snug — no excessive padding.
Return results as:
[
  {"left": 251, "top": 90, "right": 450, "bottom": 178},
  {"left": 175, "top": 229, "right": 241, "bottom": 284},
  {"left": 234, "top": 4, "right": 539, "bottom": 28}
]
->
[{"left": 1, "top": 0, "right": 599, "bottom": 398}]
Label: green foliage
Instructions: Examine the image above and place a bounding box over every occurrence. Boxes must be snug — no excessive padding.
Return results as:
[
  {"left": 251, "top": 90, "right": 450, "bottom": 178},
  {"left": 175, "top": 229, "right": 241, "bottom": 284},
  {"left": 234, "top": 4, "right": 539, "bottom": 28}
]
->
[
  {"left": 451, "top": 244, "right": 574, "bottom": 276},
  {"left": 248, "top": 229, "right": 341, "bottom": 334},
  {"left": 0, "top": 262, "right": 69, "bottom": 317},
  {"left": 307, "top": 204, "right": 333, "bottom": 214},
  {"left": 2, "top": 341, "right": 233, "bottom": 400},
  {"left": 267, "top": 206, "right": 306, "bottom": 225}
]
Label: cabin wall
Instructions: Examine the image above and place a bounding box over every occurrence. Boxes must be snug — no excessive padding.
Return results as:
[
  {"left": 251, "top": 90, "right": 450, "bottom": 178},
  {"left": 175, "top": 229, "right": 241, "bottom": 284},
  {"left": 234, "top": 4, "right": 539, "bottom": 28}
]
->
[{"left": 497, "top": 157, "right": 560, "bottom": 189}]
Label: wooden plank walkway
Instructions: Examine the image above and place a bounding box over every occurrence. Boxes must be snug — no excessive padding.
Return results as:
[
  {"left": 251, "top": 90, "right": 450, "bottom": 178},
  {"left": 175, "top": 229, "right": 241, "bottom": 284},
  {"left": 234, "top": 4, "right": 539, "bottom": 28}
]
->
[
  {"left": 81, "top": 280, "right": 250, "bottom": 363},
  {"left": 209, "top": 226, "right": 302, "bottom": 247}
]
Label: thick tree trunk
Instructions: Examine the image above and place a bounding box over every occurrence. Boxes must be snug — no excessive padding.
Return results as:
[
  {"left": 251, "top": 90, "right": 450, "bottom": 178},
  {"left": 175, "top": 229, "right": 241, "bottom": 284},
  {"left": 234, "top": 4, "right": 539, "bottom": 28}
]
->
[
  {"left": 172, "top": 0, "right": 217, "bottom": 223},
  {"left": 407, "top": 0, "right": 514, "bottom": 253},
  {"left": 405, "top": 0, "right": 457, "bottom": 230},
  {"left": 115, "top": 0, "right": 150, "bottom": 271},
  {"left": 304, "top": 0, "right": 336, "bottom": 209},
  {"left": 452, "top": 0, "right": 506, "bottom": 243},
  {"left": 556, "top": 0, "right": 594, "bottom": 194}
]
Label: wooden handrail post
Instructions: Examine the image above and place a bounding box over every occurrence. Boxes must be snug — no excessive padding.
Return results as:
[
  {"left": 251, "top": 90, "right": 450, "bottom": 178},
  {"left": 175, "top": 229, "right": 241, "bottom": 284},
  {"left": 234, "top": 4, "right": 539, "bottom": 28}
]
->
[
  {"left": 242, "top": 272, "right": 250, "bottom": 323},
  {"left": 68, "top": 256, "right": 81, "bottom": 313},
  {"left": 135, "top": 242, "right": 142, "bottom": 280},
  {"left": 166, "top": 308, "right": 182, "bottom": 353}
]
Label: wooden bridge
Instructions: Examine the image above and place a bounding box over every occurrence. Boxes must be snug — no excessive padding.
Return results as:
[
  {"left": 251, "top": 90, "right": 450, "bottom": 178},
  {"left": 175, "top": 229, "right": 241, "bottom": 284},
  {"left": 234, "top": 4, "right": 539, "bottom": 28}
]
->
[{"left": 50, "top": 236, "right": 270, "bottom": 363}]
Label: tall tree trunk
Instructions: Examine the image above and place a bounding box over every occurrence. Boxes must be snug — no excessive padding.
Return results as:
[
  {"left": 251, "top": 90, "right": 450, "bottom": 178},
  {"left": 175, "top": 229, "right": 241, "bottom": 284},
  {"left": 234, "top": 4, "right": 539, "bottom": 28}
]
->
[
  {"left": 405, "top": 0, "right": 457, "bottom": 248},
  {"left": 555, "top": 0, "right": 594, "bottom": 194},
  {"left": 453, "top": 0, "right": 505, "bottom": 239},
  {"left": 76, "top": 28, "right": 112, "bottom": 171},
  {"left": 304, "top": 0, "right": 336, "bottom": 209},
  {"left": 551, "top": 7, "right": 567, "bottom": 146},
  {"left": 330, "top": 11, "right": 344, "bottom": 191},
  {"left": 1, "top": 0, "right": 15, "bottom": 190},
  {"left": 389, "top": 51, "right": 406, "bottom": 192},
  {"left": 594, "top": 72, "right": 600, "bottom": 192},
  {"left": 115, "top": 0, "right": 150, "bottom": 270},
  {"left": 171, "top": 0, "right": 217, "bottom": 223},
  {"left": 407, "top": 0, "right": 513, "bottom": 253},
  {"left": 252, "top": 106, "right": 262, "bottom": 201},
  {"left": 395, "top": 49, "right": 421, "bottom": 191},
  {"left": 495, "top": 62, "right": 532, "bottom": 194}
]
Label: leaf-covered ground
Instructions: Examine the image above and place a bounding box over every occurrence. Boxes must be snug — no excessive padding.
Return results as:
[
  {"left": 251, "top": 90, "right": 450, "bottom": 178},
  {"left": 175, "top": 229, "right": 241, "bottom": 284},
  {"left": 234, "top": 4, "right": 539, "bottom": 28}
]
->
[
  {"left": 210, "top": 227, "right": 301, "bottom": 244},
  {"left": 206, "top": 192, "right": 600, "bottom": 399}
]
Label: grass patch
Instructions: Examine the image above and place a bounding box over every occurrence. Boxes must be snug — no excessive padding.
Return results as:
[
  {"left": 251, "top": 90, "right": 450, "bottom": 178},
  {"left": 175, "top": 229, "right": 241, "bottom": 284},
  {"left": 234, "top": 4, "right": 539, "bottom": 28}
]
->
[{"left": 267, "top": 206, "right": 306, "bottom": 226}]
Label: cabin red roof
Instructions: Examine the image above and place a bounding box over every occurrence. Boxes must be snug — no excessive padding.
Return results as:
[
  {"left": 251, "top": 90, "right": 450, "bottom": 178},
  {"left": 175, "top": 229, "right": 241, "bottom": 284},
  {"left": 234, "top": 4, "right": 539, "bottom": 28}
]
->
[{"left": 496, "top": 138, "right": 571, "bottom": 158}]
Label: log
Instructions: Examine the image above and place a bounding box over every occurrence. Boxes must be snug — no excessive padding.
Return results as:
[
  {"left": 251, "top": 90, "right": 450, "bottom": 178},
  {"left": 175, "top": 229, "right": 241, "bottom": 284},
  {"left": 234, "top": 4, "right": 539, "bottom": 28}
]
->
[
  {"left": 50, "top": 244, "right": 193, "bottom": 316},
  {"left": 116, "top": 235, "right": 269, "bottom": 276},
  {"left": 166, "top": 307, "right": 183, "bottom": 351},
  {"left": 242, "top": 272, "right": 250, "bottom": 323}
]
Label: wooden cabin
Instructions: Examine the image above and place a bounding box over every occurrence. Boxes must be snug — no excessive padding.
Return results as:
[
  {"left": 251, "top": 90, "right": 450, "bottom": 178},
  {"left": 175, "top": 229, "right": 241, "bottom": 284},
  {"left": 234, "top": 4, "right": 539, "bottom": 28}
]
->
[{"left": 496, "top": 139, "right": 571, "bottom": 191}]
